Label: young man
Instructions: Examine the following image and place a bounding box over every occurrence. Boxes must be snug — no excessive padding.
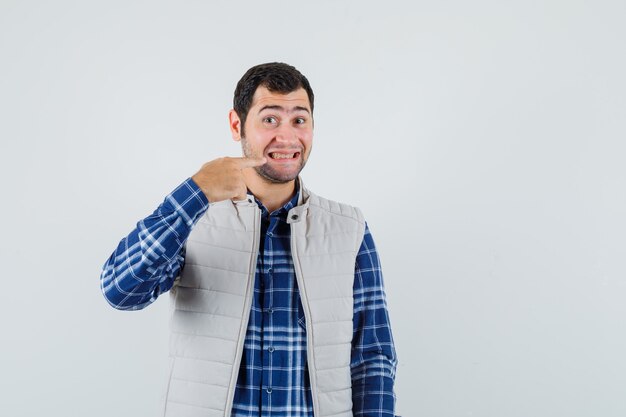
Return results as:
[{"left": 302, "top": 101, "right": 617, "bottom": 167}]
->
[{"left": 100, "top": 62, "right": 398, "bottom": 417}]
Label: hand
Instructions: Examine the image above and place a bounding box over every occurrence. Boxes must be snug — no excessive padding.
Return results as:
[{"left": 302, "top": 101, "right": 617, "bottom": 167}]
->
[{"left": 191, "top": 156, "right": 266, "bottom": 203}]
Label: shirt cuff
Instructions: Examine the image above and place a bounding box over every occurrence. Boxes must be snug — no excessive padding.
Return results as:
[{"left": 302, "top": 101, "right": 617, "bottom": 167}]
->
[{"left": 166, "top": 177, "right": 210, "bottom": 227}]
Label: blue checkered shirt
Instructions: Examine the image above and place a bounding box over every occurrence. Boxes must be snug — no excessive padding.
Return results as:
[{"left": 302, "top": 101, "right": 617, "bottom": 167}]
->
[{"left": 101, "top": 178, "right": 397, "bottom": 416}]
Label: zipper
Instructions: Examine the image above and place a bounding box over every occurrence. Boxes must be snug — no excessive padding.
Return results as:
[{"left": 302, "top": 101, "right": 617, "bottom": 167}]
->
[{"left": 224, "top": 205, "right": 261, "bottom": 417}]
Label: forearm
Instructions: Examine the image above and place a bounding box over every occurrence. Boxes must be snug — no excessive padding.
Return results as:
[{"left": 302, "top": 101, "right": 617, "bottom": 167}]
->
[
  {"left": 352, "top": 223, "right": 398, "bottom": 416},
  {"left": 100, "top": 178, "right": 209, "bottom": 310},
  {"left": 351, "top": 351, "right": 397, "bottom": 417}
]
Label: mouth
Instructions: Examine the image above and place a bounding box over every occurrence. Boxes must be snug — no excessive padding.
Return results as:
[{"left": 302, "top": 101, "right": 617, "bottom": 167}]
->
[{"left": 267, "top": 151, "right": 301, "bottom": 161}]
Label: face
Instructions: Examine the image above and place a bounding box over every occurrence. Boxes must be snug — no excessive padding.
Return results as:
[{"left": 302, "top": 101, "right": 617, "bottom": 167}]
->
[{"left": 231, "top": 86, "right": 313, "bottom": 184}]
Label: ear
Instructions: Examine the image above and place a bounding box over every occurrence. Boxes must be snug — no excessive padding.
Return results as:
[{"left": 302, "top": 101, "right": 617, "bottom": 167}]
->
[{"left": 229, "top": 109, "right": 242, "bottom": 142}]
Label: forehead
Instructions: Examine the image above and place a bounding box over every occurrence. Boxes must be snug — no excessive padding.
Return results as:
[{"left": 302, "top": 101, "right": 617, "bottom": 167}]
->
[{"left": 250, "top": 86, "right": 311, "bottom": 112}]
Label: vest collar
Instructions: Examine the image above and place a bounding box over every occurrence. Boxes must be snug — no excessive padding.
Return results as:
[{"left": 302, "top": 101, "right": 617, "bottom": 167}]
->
[
  {"left": 234, "top": 176, "right": 311, "bottom": 224},
  {"left": 288, "top": 176, "right": 309, "bottom": 224}
]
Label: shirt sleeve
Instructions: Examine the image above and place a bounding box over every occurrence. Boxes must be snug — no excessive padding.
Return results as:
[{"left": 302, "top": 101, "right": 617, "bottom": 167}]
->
[
  {"left": 100, "top": 178, "right": 209, "bottom": 310},
  {"left": 351, "top": 222, "right": 398, "bottom": 417}
]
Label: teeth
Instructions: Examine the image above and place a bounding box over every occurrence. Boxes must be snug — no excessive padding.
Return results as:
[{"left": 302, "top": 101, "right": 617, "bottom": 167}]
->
[{"left": 271, "top": 153, "right": 295, "bottom": 159}]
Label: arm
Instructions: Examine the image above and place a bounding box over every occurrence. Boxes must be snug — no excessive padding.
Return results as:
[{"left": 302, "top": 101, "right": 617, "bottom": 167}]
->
[
  {"left": 100, "top": 156, "right": 265, "bottom": 310},
  {"left": 351, "top": 223, "right": 398, "bottom": 417},
  {"left": 100, "top": 178, "right": 209, "bottom": 310}
]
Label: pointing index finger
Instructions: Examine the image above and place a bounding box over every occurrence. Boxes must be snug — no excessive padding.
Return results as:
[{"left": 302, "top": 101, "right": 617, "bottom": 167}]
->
[{"left": 235, "top": 156, "right": 267, "bottom": 168}]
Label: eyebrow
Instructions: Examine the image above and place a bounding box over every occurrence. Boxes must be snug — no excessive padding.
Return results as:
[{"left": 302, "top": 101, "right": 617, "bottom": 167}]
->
[{"left": 258, "top": 105, "right": 311, "bottom": 115}]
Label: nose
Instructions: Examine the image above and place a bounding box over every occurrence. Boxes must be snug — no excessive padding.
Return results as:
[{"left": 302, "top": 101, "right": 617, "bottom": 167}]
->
[{"left": 274, "top": 123, "right": 298, "bottom": 143}]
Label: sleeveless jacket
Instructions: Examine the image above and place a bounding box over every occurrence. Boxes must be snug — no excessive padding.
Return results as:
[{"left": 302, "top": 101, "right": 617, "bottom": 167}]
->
[{"left": 163, "top": 181, "right": 365, "bottom": 417}]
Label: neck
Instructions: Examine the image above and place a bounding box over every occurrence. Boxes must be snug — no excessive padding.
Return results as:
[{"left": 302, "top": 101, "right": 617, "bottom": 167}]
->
[{"left": 242, "top": 170, "right": 297, "bottom": 213}]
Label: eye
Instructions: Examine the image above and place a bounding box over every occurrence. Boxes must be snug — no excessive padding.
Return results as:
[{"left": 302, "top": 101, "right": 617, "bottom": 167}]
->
[
  {"left": 263, "top": 116, "right": 278, "bottom": 124},
  {"left": 294, "top": 117, "right": 306, "bottom": 125}
]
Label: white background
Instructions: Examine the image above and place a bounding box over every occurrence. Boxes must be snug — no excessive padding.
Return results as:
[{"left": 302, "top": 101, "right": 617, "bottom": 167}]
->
[{"left": 1, "top": 1, "right": 625, "bottom": 416}]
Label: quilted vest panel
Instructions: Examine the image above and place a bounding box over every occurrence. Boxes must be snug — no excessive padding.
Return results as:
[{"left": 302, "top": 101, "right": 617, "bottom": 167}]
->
[{"left": 163, "top": 182, "right": 365, "bottom": 417}]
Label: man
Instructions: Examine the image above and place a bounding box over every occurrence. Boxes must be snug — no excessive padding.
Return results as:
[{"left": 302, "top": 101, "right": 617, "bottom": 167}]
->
[{"left": 100, "top": 62, "right": 398, "bottom": 417}]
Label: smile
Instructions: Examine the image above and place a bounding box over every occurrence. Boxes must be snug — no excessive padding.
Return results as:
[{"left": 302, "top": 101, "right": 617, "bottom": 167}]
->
[{"left": 269, "top": 152, "right": 300, "bottom": 160}]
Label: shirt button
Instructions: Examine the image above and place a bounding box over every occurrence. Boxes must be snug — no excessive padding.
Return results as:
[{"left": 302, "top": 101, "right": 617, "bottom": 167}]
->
[
  {"left": 268, "top": 267, "right": 273, "bottom": 274},
  {"left": 267, "top": 307, "right": 274, "bottom": 314},
  {"left": 268, "top": 346, "right": 275, "bottom": 353},
  {"left": 267, "top": 231, "right": 273, "bottom": 237},
  {"left": 266, "top": 387, "right": 272, "bottom": 394}
]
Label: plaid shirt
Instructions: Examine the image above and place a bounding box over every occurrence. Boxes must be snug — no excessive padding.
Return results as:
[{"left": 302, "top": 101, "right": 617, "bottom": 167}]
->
[{"left": 101, "top": 178, "right": 397, "bottom": 417}]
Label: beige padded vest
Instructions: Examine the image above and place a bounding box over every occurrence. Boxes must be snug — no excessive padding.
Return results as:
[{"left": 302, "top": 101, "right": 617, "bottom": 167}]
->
[{"left": 163, "top": 181, "right": 365, "bottom": 417}]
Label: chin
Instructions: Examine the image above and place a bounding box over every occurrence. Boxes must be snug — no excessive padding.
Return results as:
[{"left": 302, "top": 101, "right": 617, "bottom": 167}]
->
[{"left": 256, "top": 167, "right": 301, "bottom": 184}]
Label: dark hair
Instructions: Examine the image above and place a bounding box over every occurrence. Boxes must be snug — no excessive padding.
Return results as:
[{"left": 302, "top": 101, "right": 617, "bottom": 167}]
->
[{"left": 233, "top": 62, "right": 314, "bottom": 133}]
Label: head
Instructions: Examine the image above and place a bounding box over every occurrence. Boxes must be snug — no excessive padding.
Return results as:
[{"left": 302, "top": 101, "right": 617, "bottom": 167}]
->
[
  {"left": 233, "top": 62, "right": 314, "bottom": 136},
  {"left": 230, "top": 62, "right": 315, "bottom": 184}
]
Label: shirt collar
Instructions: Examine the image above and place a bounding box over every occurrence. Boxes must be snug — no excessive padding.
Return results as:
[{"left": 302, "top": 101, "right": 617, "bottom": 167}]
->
[{"left": 252, "top": 178, "right": 301, "bottom": 219}]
